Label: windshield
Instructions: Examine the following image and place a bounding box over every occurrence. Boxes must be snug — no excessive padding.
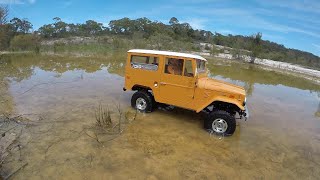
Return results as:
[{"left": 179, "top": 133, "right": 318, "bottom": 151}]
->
[{"left": 196, "top": 59, "right": 206, "bottom": 73}]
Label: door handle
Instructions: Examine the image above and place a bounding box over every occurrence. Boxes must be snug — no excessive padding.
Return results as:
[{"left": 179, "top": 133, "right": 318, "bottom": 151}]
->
[{"left": 160, "top": 82, "right": 166, "bottom": 85}]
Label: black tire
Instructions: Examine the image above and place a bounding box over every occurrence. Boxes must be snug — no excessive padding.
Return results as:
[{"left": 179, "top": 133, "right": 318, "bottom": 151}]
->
[
  {"left": 131, "top": 91, "right": 154, "bottom": 113},
  {"left": 204, "top": 110, "right": 236, "bottom": 136}
]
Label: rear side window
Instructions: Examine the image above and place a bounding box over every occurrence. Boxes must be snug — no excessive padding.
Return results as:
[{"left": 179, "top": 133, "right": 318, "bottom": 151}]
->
[{"left": 131, "top": 55, "right": 159, "bottom": 71}]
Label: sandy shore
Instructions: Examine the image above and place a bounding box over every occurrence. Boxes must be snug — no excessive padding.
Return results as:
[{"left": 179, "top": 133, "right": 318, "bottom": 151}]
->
[
  {"left": 192, "top": 51, "right": 320, "bottom": 83},
  {"left": 218, "top": 53, "right": 320, "bottom": 78}
]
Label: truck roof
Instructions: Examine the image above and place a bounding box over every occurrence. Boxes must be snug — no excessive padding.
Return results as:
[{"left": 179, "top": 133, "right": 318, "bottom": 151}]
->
[{"left": 128, "top": 49, "right": 207, "bottom": 61}]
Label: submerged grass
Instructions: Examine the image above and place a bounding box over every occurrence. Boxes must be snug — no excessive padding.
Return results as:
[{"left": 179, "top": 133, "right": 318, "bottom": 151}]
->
[
  {"left": 93, "top": 101, "right": 137, "bottom": 134},
  {"left": 95, "top": 103, "right": 112, "bottom": 130}
]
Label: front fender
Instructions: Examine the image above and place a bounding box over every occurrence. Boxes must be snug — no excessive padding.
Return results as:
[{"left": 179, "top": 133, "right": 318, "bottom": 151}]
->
[{"left": 195, "top": 95, "right": 245, "bottom": 113}]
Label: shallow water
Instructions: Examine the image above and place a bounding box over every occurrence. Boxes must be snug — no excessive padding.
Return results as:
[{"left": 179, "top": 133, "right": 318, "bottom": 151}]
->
[{"left": 0, "top": 53, "right": 320, "bottom": 179}]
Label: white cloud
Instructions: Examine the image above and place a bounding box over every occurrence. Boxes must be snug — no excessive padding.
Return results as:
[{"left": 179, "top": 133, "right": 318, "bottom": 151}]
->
[
  {"left": 182, "top": 18, "right": 208, "bottom": 29},
  {"left": 262, "top": 33, "right": 285, "bottom": 41},
  {"left": 256, "top": 0, "right": 320, "bottom": 14},
  {"left": 242, "top": 15, "right": 320, "bottom": 38},
  {"left": 0, "top": 0, "right": 35, "bottom": 4},
  {"left": 61, "top": 1, "right": 72, "bottom": 8},
  {"left": 312, "top": 43, "right": 320, "bottom": 50},
  {"left": 0, "top": 0, "right": 23, "bottom": 4},
  {"left": 183, "top": 6, "right": 320, "bottom": 38},
  {"left": 174, "top": 0, "right": 223, "bottom": 3},
  {"left": 256, "top": 7, "right": 320, "bottom": 26},
  {"left": 191, "top": 7, "right": 248, "bottom": 16},
  {"left": 312, "top": 43, "right": 320, "bottom": 56},
  {"left": 218, "top": 29, "right": 233, "bottom": 35}
]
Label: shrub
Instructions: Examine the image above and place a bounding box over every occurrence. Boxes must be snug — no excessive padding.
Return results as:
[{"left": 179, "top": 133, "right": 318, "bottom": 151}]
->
[
  {"left": 53, "top": 42, "right": 65, "bottom": 53},
  {"left": 132, "top": 33, "right": 148, "bottom": 49},
  {"left": 148, "top": 33, "right": 173, "bottom": 50},
  {"left": 210, "top": 45, "right": 219, "bottom": 56},
  {"left": 112, "top": 37, "right": 127, "bottom": 49},
  {"left": 204, "top": 44, "right": 211, "bottom": 50},
  {"left": 10, "top": 34, "right": 40, "bottom": 52},
  {"left": 0, "top": 24, "right": 13, "bottom": 50}
]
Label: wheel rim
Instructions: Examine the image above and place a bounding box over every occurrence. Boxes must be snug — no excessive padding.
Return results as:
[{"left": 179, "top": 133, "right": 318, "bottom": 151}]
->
[
  {"left": 212, "top": 118, "right": 228, "bottom": 133},
  {"left": 136, "top": 97, "right": 147, "bottom": 111}
]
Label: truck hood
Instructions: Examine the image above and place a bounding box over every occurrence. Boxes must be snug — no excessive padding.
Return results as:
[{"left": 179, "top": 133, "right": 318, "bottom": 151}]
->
[{"left": 198, "top": 77, "right": 246, "bottom": 96}]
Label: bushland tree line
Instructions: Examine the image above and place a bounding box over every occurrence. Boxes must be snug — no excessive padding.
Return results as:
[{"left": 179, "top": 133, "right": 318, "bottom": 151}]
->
[{"left": 0, "top": 5, "right": 319, "bottom": 68}]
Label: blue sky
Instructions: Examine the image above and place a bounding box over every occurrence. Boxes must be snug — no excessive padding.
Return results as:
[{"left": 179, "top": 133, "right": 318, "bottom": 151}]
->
[{"left": 1, "top": 0, "right": 320, "bottom": 57}]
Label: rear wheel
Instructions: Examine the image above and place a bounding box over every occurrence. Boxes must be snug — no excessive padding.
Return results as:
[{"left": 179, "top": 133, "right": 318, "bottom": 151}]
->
[
  {"left": 204, "top": 110, "right": 236, "bottom": 136},
  {"left": 131, "top": 91, "right": 154, "bottom": 113}
]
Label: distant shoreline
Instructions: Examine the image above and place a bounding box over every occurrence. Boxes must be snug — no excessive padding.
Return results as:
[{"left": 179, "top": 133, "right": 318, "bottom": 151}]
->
[
  {"left": 1, "top": 50, "right": 320, "bottom": 85},
  {"left": 189, "top": 51, "right": 320, "bottom": 84}
]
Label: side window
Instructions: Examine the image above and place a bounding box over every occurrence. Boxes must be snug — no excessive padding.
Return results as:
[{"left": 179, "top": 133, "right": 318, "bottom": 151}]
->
[
  {"left": 196, "top": 59, "right": 206, "bottom": 73},
  {"left": 184, "top": 60, "right": 194, "bottom": 77},
  {"left": 164, "top": 58, "right": 183, "bottom": 76},
  {"left": 131, "top": 55, "right": 158, "bottom": 71}
]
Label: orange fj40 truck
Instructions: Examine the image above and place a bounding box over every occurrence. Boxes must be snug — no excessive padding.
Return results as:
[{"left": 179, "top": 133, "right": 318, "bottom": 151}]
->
[{"left": 123, "top": 49, "right": 249, "bottom": 136}]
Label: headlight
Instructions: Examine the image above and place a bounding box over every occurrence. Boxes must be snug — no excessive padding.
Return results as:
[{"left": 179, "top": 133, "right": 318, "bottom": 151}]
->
[{"left": 243, "top": 97, "right": 246, "bottom": 106}]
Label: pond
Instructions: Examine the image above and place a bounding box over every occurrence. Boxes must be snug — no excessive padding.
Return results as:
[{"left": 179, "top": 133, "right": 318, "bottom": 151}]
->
[{"left": 0, "top": 52, "right": 319, "bottom": 179}]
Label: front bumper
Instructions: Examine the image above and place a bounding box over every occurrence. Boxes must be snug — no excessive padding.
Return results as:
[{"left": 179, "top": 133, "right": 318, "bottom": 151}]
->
[{"left": 239, "top": 105, "right": 249, "bottom": 120}]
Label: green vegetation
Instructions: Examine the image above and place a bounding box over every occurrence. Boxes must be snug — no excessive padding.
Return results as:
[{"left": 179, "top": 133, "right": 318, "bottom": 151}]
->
[
  {"left": 0, "top": 5, "right": 319, "bottom": 69},
  {"left": 249, "top": 32, "right": 262, "bottom": 63},
  {"left": 10, "top": 34, "right": 40, "bottom": 52}
]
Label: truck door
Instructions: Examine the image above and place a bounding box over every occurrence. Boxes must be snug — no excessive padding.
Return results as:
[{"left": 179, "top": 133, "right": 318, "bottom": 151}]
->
[{"left": 159, "top": 57, "right": 195, "bottom": 109}]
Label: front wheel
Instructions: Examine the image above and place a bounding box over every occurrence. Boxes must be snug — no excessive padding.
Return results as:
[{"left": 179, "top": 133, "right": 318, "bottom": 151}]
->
[
  {"left": 131, "top": 91, "right": 154, "bottom": 113},
  {"left": 204, "top": 110, "right": 236, "bottom": 136}
]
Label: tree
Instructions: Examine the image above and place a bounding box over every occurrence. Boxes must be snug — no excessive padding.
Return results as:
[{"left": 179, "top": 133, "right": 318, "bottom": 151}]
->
[
  {"left": 0, "top": 24, "right": 12, "bottom": 50},
  {"left": 52, "top": 17, "right": 67, "bottom": 37},
  {"left": 109, "top": 17, "right": 135, "bottom": 35},
  {"left": 0, "top": 5, "right": 9, "bottom": 25},
  {"left": 249, "top": 32, "right": 262, "bottom": 63},
  {"left": 0, "top": 6, "right": 12, "bottom": 50},
  {"left": 213, "top": 32, "right": 224, "bottom": 45},
  {"left": 67, "top": 23, "right": 80, "bottom": 36},
  {"left": 38, "top": 24, "right": 55, "bottom": 38},
  {"left": 210, "top": 45, "right": 219, "bottom": 56},
  {"left": 10, "top": 34, "right": 40, "bottom": 52},
  {"left": 53, "top": 17, "right": 61, "bottom": 23},
  {"left": 169, "top": 17, "right": 179, "bottom": 25},
  {"left": 10, "top": 17, "right": 33, "bottom": 34},
  {"left": 173, "top": 22, "right": 192, "bottom": 39},
  {"left": 135, "top": 17, "right": 153, "bottom": 37},
  {"left": 80, "top": 20, "right": 104, "bottom": 35},
  {"left": 231, "top": 38, "right": 243, "bottom": 60},
  {"left": 149, "top": 33, "right": 173, "bottom": 50}
]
